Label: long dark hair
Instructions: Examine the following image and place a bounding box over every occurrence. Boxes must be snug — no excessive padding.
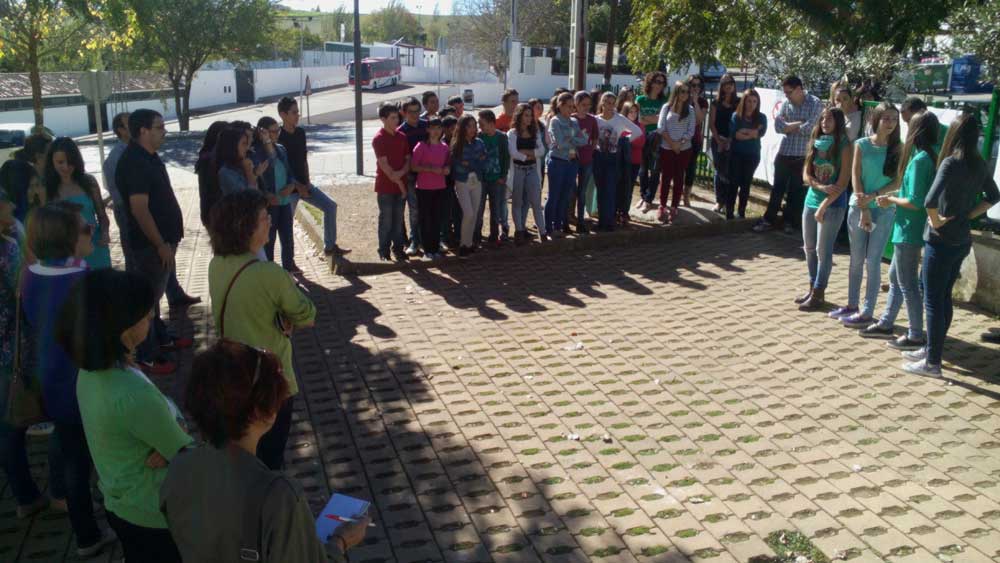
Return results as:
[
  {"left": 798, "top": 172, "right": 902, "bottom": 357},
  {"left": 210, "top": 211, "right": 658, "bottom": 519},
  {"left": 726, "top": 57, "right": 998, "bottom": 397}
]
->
[
  {"left": 196, "top": 121, "right": 228, "bottom": 174},
  {"left": 215, "top": 127, "right": 246, "bottom": 171},
  {"left": 450, "top": 115, "right": 477, "bottom": 161},
  {"left": 44, "top": 137, "right": 97, "bottom": 203},
  {"left": 897, "top": 111, "right": 939, "bottom": 179},
  {"left": 805, "top": 108, "right": 847, "bottom": 177},
  {"left": 513, "top": 102, "right": 537, "bottom": 138},
  {"left": 642, "top": 71, "right": 668, "bottom": 99},
  {"left": 668, "top": 81, "right": 690, "bottom": 119},
  {"left": 867, "top": 101, "right": 902, "bottom": 177},
  {"left": 938, "top": 112, "right": 983, "bottom": 168},
  {"left": 717, "top": 74, "right": 738, "bottom": 107}
]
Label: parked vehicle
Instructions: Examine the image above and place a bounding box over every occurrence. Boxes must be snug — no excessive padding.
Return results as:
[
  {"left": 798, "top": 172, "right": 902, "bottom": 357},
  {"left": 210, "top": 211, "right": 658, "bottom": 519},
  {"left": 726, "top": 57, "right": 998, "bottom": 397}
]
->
[{"left": 0, "top": 123, "right": 54, "bottom": 162}]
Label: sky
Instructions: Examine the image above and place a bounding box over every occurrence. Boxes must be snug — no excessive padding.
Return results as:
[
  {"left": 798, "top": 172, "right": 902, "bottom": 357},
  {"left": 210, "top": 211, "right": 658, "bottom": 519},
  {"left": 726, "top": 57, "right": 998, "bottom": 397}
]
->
[{"left": 279, "top": 0, "right": 455, "bottom": 15}]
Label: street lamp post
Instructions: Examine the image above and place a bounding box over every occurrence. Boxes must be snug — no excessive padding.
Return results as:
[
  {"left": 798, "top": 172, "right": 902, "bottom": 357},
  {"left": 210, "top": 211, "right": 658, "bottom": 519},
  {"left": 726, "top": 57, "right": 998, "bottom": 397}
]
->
[{"left": 353, "top": 0, "right": 363, "bottom": 175}]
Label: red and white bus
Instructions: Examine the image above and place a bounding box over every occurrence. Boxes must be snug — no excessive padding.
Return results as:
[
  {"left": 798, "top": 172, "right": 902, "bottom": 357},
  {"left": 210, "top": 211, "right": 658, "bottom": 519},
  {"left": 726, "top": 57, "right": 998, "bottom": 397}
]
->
[{"left": 348, "top": 57, "right": 402, "bottom": 90}]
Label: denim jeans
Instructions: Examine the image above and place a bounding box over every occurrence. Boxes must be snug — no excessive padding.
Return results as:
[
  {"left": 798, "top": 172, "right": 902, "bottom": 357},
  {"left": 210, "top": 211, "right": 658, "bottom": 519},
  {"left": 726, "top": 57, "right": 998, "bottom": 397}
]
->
[
  {"left": 376, "top": 193, "right": 405, "bottom": 256},
  {"left": 847, "top": 206, "right": 896, "bottom": 316},
  {"left": 764, "top": 155, "right": 806, "bottom": 227},
  {"left": 53, "top": 421, "right": 101, "bottom": 548},
  {"left": 265, "top": 204, "right": 295, "bottom": 269},
  {"left": 289, "top": 184, "right": 338, "bottom": 251},
  {"left": 879, "top": 242, "right": 924, "bottom": 340},
  {"left": 112, "top": 203, "right": 134, "bottom": 268},
  {"left": 455, "top": 173, "right": 483, "bottom": 247},
  {"left": 107, "top": 511, "right": 182, "bottom": 563},
  {"left": 923, "top": 241, "right": 971, "bottom": 366},
  {"left": 593, "top": 151, "right": 618, "bottom": 229},
  {"left": 404, "top": 177, "right": 421, "bottom": 247},
  {"left": 132, "top": 244, "right": 172, "bottom": 362},
  {"left": 802, "top": 205, "right": 847, "bottom": 290},
  {"left": 511, "top": 163, "right": 543, "bottom": 234},
  {"left": 615, "top": 141, "right": 636, "bottom": 214},
  {"left": 416, "top": 188, "right": 446, "bottom": 253},
  {"left": 711, "top": 142, "right": 731, "bottom": 206},
  {"left": 545, "top": 157, "right": 578, "bottom": 233},
  {"left": 475, "top": 178, "right": 504, "bottom": 242},
  {"left": 256, "top": 396, "right": 294, "bottom": 470},
  {"left": 0, "top": 423, "right": 64, "bottom": 505},
  {"left": 568, "top": 162, "right": 594, "bottom": 224},
  {"left": 639, "top": 137, "right": 660, "bottom": 204},
  {"left": 728, "top": 152, "right": 759, "bottom": 219}
]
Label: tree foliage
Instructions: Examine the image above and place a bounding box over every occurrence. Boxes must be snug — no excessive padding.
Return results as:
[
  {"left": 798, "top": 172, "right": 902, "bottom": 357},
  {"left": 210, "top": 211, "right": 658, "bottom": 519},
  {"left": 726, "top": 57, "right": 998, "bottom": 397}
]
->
[
  {"left": 114, "top": 0, "right": 274, "bottom": 130},
  {"left": 948, "top": 0, "right": 1000, "bottom": 83},
  {"left": 361, "top": 0, "right": 426, "bottom": 45}
]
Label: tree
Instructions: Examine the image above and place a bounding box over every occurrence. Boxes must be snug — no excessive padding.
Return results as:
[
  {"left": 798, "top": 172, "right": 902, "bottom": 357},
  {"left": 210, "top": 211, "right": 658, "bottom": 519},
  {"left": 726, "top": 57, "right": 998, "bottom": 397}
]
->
[
  {"left": 362, "top": 0, "right": 426, "bottom": 45},
  {"left": 254, "top": 26, "right": 324, "bottom": 64},
  {"left": 0, "top": 0, "right": 111, "bottom": 126},
  {"left": 948, "top": 0, "right": 1000, "bottom": 83},
  {"left": 121, "top": 0, "right": 274, "bottom": 131},
  {"left": 319, "top": 6, "right": 353, "bottom": 42}
]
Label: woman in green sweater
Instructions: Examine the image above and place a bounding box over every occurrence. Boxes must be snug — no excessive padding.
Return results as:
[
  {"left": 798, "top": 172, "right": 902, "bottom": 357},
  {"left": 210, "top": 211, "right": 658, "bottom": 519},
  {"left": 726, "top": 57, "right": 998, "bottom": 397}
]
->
[
  {"left": 207, "top": 190, "right": 316, "bottom": 471},
  {"left": 56, "top": 268, "right": 193, "bottom": 562}
]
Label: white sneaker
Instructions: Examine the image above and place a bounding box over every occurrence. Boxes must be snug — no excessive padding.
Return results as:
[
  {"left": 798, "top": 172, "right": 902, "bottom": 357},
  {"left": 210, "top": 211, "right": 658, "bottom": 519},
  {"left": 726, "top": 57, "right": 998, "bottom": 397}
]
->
[
  {"left": 77, "top": 528, "right": 117, "bottom": 558},
  {"left": 902, "top": 359, "right": 942, "bottom": 378},
  {"left": 902, "top": 347, "right": 927, "bottom": 362},
  {"left": 404, "top": 244, "right": 419, "bottom": 256}
]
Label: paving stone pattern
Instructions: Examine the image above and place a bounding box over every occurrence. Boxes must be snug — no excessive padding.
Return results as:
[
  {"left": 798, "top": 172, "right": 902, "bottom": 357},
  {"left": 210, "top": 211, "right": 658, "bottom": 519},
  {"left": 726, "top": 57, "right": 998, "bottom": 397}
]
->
[{"left": 3, "top": 180, "right": 1000, "bottom": 563}]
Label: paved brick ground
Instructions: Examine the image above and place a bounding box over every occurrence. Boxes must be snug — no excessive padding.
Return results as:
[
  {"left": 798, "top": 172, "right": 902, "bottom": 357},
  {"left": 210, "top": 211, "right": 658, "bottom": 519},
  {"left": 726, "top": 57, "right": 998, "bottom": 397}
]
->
[{"left": 3, "top": 178, "right": 1000, "bottom": 562}]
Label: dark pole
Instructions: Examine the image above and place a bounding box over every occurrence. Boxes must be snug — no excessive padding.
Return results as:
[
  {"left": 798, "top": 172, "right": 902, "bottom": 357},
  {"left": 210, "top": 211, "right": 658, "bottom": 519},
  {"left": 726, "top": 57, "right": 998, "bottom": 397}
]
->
[
  {"left": 353, "top": 0, "right": 363, "bottom": 175},
  {"left": 603, "top": 0, "right": 617, "bottom": 86}
]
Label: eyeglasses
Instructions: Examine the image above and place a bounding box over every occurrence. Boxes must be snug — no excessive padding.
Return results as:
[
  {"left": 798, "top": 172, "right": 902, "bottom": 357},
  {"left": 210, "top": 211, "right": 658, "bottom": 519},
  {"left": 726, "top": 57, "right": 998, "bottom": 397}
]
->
[{"left": 221, "top": 338, "right": 267, "bottom": 388}]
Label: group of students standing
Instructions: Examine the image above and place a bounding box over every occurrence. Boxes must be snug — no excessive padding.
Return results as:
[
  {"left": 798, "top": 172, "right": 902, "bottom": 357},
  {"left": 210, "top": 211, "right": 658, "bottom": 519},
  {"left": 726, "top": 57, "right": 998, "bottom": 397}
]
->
[
  {"left": 0, "top": 106, "right": 370, "bottom": 560},
  {"left": 765, "top": 76, "right": 1000, "bottom": 378}
]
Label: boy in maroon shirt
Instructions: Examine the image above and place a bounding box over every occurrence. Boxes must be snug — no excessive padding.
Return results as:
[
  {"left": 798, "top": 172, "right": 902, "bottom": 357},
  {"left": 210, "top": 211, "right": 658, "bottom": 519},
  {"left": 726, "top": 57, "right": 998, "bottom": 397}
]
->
[
  {"left": 372, "top": 102, "right": 410, "bottom": 261},
  {"left": 567, "top": 91, "right": 598, "bottom": 234}
]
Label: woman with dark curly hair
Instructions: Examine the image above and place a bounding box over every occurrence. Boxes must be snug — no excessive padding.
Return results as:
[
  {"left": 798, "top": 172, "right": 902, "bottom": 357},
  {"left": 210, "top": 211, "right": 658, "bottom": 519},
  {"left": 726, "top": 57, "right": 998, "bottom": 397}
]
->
[
  {"left": 161, "top": 340, "right": 369, "bottom": 561},
  {"left": 43, "top": 137, "right": 111, "bottom": 268},
  {"left": 207, "top": 190, "right": 315, "bottom": 470},
  {"left": 635, "top": 71, "right": 668, "bottom": 211}
]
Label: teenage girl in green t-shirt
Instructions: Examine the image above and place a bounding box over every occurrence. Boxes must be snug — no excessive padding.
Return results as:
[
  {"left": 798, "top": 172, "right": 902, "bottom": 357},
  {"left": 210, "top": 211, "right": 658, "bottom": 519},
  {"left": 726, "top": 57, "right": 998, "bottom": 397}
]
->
[{"left": 635, "top": 71, "right": 668, "bottom": 210}]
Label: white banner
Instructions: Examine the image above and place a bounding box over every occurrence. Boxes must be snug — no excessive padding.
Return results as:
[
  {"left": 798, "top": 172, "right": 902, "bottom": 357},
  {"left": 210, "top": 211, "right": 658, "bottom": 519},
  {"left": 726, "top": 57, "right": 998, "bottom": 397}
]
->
[
  {"left": 991, "top": 155, "right": 1000, "bottom": 220},
  {"left": 750, "top": 89, "right": 967, "bottom": 184}
]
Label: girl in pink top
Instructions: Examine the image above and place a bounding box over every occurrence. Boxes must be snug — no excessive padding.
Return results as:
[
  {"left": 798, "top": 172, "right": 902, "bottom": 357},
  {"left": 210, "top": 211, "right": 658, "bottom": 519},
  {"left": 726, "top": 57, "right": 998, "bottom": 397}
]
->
[{"left": 410, "top": 118, "right": 451, "bottom": 258}]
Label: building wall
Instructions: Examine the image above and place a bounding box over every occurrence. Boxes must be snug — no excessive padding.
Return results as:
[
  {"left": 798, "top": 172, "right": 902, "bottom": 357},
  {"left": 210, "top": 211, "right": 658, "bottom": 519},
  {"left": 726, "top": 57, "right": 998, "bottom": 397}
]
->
[
  {"left": 252, "top": 65, "right": 348, "bottom": 100},
  {"left": 1, "top": 105, "right": 91, "bottom": 137}
]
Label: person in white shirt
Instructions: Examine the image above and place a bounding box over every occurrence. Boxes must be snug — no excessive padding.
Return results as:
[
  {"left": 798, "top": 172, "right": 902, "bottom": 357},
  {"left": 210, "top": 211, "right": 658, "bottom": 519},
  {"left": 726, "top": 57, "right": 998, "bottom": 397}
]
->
[
  {"left": 593, "top": 92, "right": 643, "bottom": 232},
  {"left": 507, "top": 103, "right": 547, "bottom": 244}
]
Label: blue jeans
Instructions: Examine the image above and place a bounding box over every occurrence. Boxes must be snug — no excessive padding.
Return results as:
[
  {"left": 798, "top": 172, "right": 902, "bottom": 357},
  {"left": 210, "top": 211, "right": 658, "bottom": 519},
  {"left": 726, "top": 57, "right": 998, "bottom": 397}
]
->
[
  {"left": 847, "top": 206, "right": 896, "bottom": 316},
  {"left": 265, "top": 204, "right": 295, "bottom": 269},
  {"left": 475, "top": 179, "right": 504, "bottom": 241},
  {"left": 290, "top": 184, "right": 338, "bottom": 251},
  {"left": 764, "top": 155, "right": 806, "bottom": 227},
  {"left": 545, "top": 157, "right": 578, "bottom": 233},
  {"left": 923, "top": 241, "right": 971, "bottom": 366},
  {"left": 802, "top": 205, "right": 847, "bottom": 290},
  {"left": 593, "top": 151, "right": 618, "bottom": 229},
  {"left": 569, "top": 162, "right": 593, "bottom": 224},
  {"left": 879, "top": 242, "right": 924, "bottom": 340},
  {"left": 376, "top": 193, "right": 405, "bottom": 256},
  {"left": 132, "top": 244, "right": 171, "bottom": 363},
  {"left": 53, "top": 421, "right": 101, "bottom": 548},
  {"left": 405, "top": 177, "right": 421, "bottom": 247},
  {"left": 0, "top": 423, "right": 64, "bottom": 505}
]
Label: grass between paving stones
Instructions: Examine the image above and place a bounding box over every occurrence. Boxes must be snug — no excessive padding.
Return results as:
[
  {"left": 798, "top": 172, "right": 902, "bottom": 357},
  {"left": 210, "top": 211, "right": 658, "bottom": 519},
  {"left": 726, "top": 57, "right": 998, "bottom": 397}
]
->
[{"left": 747, "top": 530, "right": 830, "bottom": 563}]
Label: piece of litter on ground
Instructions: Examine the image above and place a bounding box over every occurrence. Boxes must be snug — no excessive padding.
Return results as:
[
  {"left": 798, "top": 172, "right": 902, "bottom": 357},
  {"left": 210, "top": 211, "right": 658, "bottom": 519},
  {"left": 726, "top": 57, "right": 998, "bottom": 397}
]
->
[
  {"left": 523, "top": 375, "right": 534, "bottom": 380},
  {"left": 795, "top": 556, "right": 809, "bottom": 563},
  {"left": 563, "top": 342, "right": 585, "bottom": 351},
  {"left": 566, "top": 433, "right": 580, "bottom": 441},
  {"left": 689, "top": 496, "right": 708, "bottom": 504},
  {"left": 852, "top": 464, "right": 863, "bottom": 472},
  {"left": 404, "top": 285, "right": 414, "bottom": 293},
  {"left": 602, "top": 434, "right": 612, "bottom": 444},
  {"left": 654, "top": 378, "right": 661, "bottom": 384}
]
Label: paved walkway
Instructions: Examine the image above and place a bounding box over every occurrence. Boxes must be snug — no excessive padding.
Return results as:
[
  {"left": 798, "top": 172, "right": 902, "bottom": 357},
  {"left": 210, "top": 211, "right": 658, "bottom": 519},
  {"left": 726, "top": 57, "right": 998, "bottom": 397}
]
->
[{"left": 4, "top": 175, "right": 1000, "bottom": 561}]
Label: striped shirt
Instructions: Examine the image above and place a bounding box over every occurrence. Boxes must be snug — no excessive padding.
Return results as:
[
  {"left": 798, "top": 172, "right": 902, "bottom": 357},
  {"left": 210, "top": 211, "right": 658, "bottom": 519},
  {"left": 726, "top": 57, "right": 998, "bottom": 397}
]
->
[
  {"left": 656, "top": 104, "right": 696, "bottom": 151},
  {"left": 774, "top": 93, "right": 823, "bottom": 157}
]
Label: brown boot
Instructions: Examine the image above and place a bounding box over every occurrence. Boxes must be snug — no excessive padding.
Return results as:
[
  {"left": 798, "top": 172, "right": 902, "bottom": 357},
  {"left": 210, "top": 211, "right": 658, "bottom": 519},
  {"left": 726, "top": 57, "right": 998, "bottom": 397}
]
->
[
  {"left": 794, "top": 288, "right": 813, "bottom": 304},
  {"left": 799, "top": 288, "right": 825, "bottom": 311}
]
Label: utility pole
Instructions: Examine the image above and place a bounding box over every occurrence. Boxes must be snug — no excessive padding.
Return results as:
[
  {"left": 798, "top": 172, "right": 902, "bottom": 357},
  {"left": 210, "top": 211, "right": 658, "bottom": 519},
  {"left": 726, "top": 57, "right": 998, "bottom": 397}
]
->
[
  {"left": 353, "top": 0, "right": 364, "bottom": 175},
  {"left": 569, "top": 0, "right": 588, "bottom": 92},
  {"left": 603, "top": 0, "right": 617, "bottom": 86}
]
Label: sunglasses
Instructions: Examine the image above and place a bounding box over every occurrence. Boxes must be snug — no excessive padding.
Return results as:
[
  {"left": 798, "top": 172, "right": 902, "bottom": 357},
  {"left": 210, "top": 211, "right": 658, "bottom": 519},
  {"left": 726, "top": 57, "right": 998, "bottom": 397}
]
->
[{"left": 220, "top": 338, "right": 268, "bottom": 388}]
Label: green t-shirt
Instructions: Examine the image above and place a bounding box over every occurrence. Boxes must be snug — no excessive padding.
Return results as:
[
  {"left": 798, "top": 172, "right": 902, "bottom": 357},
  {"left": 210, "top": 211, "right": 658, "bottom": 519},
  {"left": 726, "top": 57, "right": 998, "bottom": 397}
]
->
[
  {"left": 76, "top": 366, "right": 193, "bottom": 529},
  {"left": 892, "top": 149, "right": 936, "bottom": 245},
  {"left": 851, "top": 136, "right": 894, "bottom": 208},
  {"left": 636, "top": 95, "right": 667, "bottom": 133},
  {"left": 804, "top": 135, "right": 848, "bottom": 209},
  {"left": 477, "top": 131, "right": 508, "bottom": 182},
  {"left": 274, "top": 157, "right": 291, "bottom": 206},
  {"left": 209, "top": 254, "right": 316, "bottom": 394}
]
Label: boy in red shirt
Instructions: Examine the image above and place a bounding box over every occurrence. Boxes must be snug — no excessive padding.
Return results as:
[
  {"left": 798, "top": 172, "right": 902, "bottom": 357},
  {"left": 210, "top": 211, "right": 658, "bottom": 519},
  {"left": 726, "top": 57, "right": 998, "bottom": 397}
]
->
[
  {"left": 372, "top": 102, "right": 410, "bottom": 261},
  {"left": 495, "top": 89, "right": 518, "bottom": 132}
]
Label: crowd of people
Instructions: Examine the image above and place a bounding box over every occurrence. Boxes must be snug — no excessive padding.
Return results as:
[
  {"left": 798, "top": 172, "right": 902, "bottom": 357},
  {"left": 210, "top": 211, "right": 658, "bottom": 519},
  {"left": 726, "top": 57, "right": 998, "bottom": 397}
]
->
[
  {"left": 0, "top": 68, "right": 998, "bottom": 561},
  {"left": 373, "top": 76, "right": 999, "bottom": 376},
  {"left": 0, "top": 102, "right": 368, "bottom": 560}
]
